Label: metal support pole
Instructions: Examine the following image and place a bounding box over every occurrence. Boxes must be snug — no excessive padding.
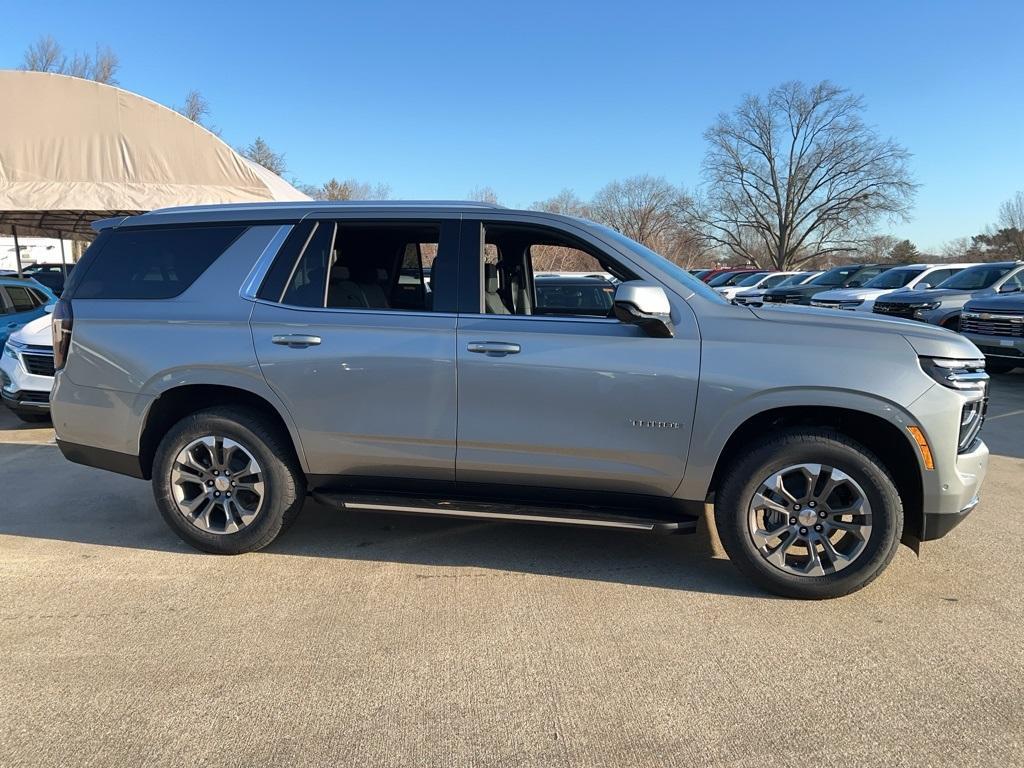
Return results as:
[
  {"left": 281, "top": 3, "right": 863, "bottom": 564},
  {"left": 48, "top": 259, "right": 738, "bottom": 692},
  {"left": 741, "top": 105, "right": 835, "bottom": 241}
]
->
[
  {"left": 59, "top": 233, "right": 68, "bottom": 279},
  {"left": 12, "top": 225, "right": 22, "bottom": 277}
]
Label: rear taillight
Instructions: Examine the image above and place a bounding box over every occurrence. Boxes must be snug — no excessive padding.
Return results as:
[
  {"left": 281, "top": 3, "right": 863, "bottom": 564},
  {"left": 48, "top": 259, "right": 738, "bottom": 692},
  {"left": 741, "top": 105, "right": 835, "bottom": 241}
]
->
[{"left": 52, "top": 299, "right": 73, "bottom": 371}]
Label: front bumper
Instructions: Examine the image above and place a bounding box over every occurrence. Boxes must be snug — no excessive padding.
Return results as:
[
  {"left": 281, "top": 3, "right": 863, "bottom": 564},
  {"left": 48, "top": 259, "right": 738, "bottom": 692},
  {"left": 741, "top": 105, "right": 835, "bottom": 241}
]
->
[
  {"left": 1, "top": 349, "right": 54, "bottom": 415},
  {"left": 908, "top": 378, "right": 990, "bottom": 542},
  {"left": 962, "top": 331, "right": 1024, "bottom": 363}
]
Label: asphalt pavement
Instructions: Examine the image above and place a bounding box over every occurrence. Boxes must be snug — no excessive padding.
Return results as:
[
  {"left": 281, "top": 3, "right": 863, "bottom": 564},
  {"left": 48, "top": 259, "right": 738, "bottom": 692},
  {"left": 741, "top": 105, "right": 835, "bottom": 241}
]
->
[{"left": 1, "top": 374, "right": 1022, "bottom": 767}]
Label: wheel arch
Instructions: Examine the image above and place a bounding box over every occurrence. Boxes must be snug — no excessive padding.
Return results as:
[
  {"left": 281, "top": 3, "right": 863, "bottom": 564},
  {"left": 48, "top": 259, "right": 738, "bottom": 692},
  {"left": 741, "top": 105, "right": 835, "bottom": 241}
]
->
[
  {"left": 137, "top": 383, "right": 306, "bottom": 480},
  {"left": 702, "top": 404, "right": 926, "bottom": 545}
]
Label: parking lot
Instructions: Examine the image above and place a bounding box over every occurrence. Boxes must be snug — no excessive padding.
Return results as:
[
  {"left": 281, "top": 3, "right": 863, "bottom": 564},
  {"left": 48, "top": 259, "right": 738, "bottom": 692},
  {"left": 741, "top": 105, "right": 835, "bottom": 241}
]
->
[{"left": 0, "top": 375, "right": 1021, "bottom": 767}]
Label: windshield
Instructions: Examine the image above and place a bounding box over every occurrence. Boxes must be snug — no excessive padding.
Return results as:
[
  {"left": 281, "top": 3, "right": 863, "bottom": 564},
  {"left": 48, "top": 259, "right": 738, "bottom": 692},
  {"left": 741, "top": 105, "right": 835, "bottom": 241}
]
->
[
  {"left": 737, "top": 272, "right": 769, "bottom": 287},
  {"left": 710, "top": 271, "right": 765, "bottom": 287},
  {"left": 936, "top": 264, "right": 1013, "bottom": 290},
  {"left": 810, "top": 266, "right": 859, "bottom": 287},
  {"left": 776, "top": 272, "right": 809, "bottom": 287},
  {"left": 863, "top": 267, "right": 925, "bottom": 289},
  {"left": 595, "top": 226, "right": 725, "bottom": 303},
  {"left": 759, "top": 273, "right": 793, "bottom": 288}
]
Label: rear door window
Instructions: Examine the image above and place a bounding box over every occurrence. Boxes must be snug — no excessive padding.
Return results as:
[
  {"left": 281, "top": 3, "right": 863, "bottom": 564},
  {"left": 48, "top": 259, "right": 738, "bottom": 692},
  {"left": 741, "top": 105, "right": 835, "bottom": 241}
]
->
[
  {"left": 5, "top": 286, "right": 40, "bottom": 312},
  {"left": 71, "top": 225, "right": 247, "bottom": 299}
]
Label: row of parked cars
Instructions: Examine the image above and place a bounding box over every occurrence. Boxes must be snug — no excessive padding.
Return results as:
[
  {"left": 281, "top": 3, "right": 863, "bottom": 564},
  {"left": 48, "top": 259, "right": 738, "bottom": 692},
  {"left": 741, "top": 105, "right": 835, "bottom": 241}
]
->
[
  {"left": 693, "top": 261, "right": 1024, "bottom": 374},
  {"left": 2, "top": 256, "right": 1022, "bottom": 426}
]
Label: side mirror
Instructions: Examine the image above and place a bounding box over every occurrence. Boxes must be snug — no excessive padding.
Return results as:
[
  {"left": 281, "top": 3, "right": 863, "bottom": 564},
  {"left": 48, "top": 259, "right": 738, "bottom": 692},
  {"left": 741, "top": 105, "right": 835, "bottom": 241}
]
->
[
  {"left": 848, "top": 281, "right": 862, "bottom": 288},
  {"left": 915, "top": 282, "right": 932, "bottom": 291},
  {"left": 612, "top": 281, "right": 674, "bottom": 338},
  {"left": 44, "top": 303, "right": 56, "bottom": 314}
]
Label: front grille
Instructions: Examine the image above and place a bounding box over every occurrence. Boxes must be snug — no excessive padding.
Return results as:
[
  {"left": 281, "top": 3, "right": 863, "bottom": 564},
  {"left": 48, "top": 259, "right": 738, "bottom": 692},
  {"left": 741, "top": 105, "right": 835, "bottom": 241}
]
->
[
  {"left": 960, "top": 312, "right": 1024, "bottom": 337},
  {"left": 21, "top": 352, "right": 55, "bottom": 377},
  {"left": 978, "top": 344, "right": 1023, "bottom": 358},
  {"left": 764, "top": 294, "right": 803, "bottom": 304},
  {"left": 873, "top": 301, "right": 917, "bottom": 319}
]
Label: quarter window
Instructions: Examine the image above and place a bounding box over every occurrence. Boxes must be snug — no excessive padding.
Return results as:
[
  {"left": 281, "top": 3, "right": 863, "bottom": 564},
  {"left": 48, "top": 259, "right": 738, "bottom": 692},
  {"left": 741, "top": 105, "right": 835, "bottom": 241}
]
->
[{"left": 71, "top": 225, "right": 246, "bottom": 300}]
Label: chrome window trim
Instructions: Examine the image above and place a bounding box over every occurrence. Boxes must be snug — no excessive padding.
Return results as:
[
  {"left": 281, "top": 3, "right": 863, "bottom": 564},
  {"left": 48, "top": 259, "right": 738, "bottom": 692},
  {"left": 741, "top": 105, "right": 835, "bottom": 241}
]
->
[
  {"left": 247, "top": 297, "right": 457, "bottom": 320},
  {"left": 238, "top": 225, "right": 294, "bottom": 300},
  {"left": 458, "top": 312, "right": 620, "bottom": 325}
]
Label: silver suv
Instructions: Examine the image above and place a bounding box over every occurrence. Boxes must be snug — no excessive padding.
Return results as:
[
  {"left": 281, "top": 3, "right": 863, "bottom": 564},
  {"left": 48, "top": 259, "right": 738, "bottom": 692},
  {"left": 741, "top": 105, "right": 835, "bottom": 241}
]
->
[{"left": 50, "top": 202, "right": 990, "bottom": 599}]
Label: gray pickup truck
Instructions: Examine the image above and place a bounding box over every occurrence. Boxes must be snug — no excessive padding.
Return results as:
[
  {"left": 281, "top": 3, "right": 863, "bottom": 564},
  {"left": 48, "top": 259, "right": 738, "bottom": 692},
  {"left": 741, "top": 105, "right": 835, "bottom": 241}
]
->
[{"left": 50, "top": 202, "right": 990, "bottom": 599}]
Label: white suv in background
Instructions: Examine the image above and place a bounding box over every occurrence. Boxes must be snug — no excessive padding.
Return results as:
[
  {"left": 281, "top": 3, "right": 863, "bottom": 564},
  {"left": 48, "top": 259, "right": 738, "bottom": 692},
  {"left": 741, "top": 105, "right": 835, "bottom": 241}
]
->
[
  {"left": 1, "top": 313, "right": 55, "bottom": 423},
  {"left": 810, "top": 263, "right": 977, "bottom": 312}
]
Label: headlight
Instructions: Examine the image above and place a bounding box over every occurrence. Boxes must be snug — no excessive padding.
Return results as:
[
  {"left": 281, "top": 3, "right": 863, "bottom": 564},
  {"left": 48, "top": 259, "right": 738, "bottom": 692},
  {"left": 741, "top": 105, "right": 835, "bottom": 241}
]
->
[
  {"left": 914, "top": 301, "right": 941, "bottom": 311},
  {"left": 2, "top": 342, "right": 18, "bottom": 360},
  {"left": 919, "top": 357, "right": 988, "bottom": 391}
]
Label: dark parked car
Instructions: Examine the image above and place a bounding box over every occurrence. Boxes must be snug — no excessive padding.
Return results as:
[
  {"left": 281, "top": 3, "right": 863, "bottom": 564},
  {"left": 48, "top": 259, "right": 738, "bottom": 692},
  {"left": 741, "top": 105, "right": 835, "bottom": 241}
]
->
[
  {"left": 761, "top": 264, "right": 896, "bottom": 306},
  {"left": 873, "top": 261, "right": 1024, "bottom": 330},
  {"left": 706, "top": 269, "right": 767, "bottom": 288},
  {"left": 24, "top": 264, "right": 74, "bottom": 296},
  {"left": 960, "top": 293, "right": 1024, "bottom": 373}
]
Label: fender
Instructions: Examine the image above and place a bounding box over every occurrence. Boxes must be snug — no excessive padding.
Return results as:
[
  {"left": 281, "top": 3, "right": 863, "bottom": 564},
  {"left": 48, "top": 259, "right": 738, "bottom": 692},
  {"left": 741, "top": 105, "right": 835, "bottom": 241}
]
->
[{"left": 675, "top": 385, "right": 928, "bottom": 501}]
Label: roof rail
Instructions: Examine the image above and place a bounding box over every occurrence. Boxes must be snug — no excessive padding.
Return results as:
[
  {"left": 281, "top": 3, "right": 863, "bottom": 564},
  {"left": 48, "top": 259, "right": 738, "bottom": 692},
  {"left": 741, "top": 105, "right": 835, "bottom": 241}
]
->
[{"left": 145, "top": 199, "right": 505, "bottom": 216}]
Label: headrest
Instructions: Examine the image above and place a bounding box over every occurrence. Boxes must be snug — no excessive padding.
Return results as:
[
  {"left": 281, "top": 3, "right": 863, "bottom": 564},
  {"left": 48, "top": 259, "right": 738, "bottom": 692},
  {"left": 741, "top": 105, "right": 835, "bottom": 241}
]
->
[
  {"left": 485, "top": 263, "right": 499, "bottom": 293},
  {"left": 333, "top": 266, "right": 350, "bottom": 280}
]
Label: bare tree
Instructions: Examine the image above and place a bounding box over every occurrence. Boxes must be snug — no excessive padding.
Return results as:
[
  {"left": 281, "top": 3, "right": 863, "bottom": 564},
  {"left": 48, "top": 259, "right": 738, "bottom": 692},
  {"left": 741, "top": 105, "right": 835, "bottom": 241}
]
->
[
  {"left": 239, "top": 137, "right": 287, "bottom": 176},
  {"left": 22, "top": 35, "right": 63, "bottom": 72},
  {"left": 21, "top": 36, "right": 119, "bottom": 84},
  {"left": 994, "top": 191, "right": 1024, "bottom": 257},
  {"left": 177, "top": 90, "right": 211, "bottom": 126},
  {"left": 940, "top": 237, "right": 975, "bottom": 261},
  {"left": 690, "top": 81, "right": 917, "bottom": 270},
  {"left": 590, "top": 175, "right": 707, "bottom": 267},
  {"left": 313, "top": 178, "right": 391, "bottom": 200},
  {"left": 531, "top": 189, "right": 591, "bottom": 218},
  {"left": 468, "top": 186, "right": 500, "bottom": 205},
  {"left": 998, "top": 191, "right": 1024, "bottom": 231},
  {"left": 855, "top": 234, "right": 899, "bottom": 262}
]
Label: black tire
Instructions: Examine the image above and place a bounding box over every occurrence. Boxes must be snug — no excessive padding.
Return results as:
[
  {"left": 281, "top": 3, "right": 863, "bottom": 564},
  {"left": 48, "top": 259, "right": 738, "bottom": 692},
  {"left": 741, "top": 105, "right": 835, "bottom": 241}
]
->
[
  {"left": 986, "top": 360, "right": 1018, "bottom": 374},
  {"left": 14, "top": 411, "right": 50, "bottom": 423},
  {"left": 714, "top": 428, "right": 903, "bottom": 599},
  {"left": 152, "top": 406, "right": 306, "bottom": 554}
]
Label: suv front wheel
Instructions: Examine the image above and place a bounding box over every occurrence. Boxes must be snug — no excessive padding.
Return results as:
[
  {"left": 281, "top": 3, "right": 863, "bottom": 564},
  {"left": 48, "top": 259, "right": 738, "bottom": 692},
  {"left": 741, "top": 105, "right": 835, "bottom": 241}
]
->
[
  {"left": 152, "top": 406, "right": 306, "bottom": 554},
  {"left": 715, "top": 428, "right": 903, "bottom": 599}
]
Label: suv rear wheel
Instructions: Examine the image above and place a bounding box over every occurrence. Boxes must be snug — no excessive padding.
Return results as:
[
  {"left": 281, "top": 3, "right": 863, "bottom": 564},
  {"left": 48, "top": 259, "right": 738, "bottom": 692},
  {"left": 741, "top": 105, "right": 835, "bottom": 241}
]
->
[
  {"left": 152, "top": 406, "right": 306, "bottom": 554},
  {"left": 715, "top": 428, "right": 903, "bottom": 599}
]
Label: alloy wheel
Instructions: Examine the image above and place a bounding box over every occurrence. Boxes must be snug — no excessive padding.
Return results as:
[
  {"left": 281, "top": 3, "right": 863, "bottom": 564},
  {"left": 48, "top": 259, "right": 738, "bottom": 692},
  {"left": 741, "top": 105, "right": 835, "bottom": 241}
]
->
[
  {"left": 169, "top": 435, "right": 266, "bottom": 534},
  {"left": 747, "top": 463, "right": 873, "bottom": 577}
]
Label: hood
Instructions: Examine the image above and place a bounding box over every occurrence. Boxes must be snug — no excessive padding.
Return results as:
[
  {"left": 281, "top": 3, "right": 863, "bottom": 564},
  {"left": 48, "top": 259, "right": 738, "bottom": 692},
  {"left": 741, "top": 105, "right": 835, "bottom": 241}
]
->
[
  {"left": 9, "top": 313, "right": 53, "bottom": 346},
  {"left": 964, "top": 293, "right": 1024, "bottom": 313},
  {"left": 811, "top": 287, "right": 890, "bottom": 302},
  {"left": 880, "top": 288, "right": 973, "bottom": 305},
  {"left": 751, "top": 304, "right": 982, "bottom": 360}
]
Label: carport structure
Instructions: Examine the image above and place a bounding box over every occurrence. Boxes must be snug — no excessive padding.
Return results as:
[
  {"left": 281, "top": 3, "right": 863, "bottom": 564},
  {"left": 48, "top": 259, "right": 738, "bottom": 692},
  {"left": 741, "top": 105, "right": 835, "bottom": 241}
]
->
[{"left": 0, "top": 70, "right": 308, "bottom": 274}]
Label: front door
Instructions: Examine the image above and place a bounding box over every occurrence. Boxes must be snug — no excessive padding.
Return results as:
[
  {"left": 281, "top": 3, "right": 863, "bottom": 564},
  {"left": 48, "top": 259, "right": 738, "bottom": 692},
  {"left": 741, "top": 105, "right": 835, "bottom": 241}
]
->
[
  {"left": 250, "top": 218, "right": 460, "bottom": 482},
  {"left": 454, "top": 220, "right": 700, "bottom": 497}
]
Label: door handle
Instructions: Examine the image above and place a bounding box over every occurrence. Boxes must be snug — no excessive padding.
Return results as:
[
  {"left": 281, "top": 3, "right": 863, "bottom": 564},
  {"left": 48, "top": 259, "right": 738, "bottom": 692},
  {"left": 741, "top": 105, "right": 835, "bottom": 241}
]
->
[
  {"left": 272, "top": 334, "right": 322, "bottom": 348},
  {"left": 467, "top": 341, "right": 520, "bottom": 357}
]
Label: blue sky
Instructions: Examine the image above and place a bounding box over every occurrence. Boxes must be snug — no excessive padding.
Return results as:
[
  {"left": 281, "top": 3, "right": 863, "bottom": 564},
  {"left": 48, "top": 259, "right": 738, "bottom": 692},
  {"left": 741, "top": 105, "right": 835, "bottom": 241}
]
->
[{"left": 3, "top": 0, "right": 1023, "bottom": 251}]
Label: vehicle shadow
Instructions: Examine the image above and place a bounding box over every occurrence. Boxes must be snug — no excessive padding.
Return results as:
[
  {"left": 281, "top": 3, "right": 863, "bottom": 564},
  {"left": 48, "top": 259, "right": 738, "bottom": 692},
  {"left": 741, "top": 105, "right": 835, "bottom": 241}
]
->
[
  {"left": 0, "top": 442, "right": 761, "bottom": 598},
  {"left": 264, "top": 498, "right": 765, "bottom": 597}
]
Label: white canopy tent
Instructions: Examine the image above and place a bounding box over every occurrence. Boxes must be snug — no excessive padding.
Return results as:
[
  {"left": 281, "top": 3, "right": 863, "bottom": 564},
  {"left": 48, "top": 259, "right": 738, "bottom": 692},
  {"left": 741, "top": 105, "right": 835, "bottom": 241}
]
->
[{"left": 0, "top": 70, "right": 309, "bottom": 273}]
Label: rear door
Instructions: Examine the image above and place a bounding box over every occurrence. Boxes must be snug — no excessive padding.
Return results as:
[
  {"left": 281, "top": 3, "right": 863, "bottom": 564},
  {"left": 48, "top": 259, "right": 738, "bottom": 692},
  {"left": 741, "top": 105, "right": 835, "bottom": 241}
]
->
[{"left": 250, "top": 217, "right": 461, "bottom": 482}]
